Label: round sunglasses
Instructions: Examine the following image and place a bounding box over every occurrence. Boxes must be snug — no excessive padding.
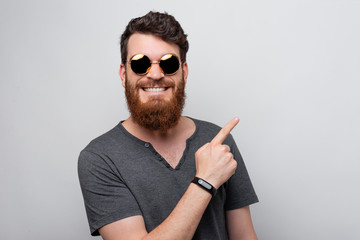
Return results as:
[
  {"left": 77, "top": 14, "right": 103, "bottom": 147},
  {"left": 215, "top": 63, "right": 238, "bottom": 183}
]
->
[{"left": 129, "top": 54, "right": 180, "bottom": 75}]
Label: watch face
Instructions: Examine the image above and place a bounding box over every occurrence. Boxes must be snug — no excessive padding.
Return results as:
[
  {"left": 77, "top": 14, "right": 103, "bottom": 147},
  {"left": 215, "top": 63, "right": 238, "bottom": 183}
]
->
[{"left": 198, "top": 179, "right": 212, "bottom": 190}]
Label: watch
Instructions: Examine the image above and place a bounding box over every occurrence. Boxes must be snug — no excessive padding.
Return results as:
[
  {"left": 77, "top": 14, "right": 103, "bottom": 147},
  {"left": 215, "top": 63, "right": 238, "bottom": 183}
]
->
[{"left": 191, "top": 177, "right": 217, "bottom": 197}]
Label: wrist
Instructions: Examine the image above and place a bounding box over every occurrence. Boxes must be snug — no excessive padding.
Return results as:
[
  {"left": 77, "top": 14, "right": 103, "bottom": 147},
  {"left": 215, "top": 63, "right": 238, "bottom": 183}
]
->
[{"left": 191, "top": 177, "right": 217, "bottom": 197}]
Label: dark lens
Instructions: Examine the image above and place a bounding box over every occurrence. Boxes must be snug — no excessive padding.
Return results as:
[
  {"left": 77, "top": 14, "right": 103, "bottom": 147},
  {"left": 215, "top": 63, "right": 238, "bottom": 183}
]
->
[
  {"left": 131, "top": 55, "right": 151, "bottom": 75},
  {"left": 160, "top": 55, "right": 180, "bottom": 75}
]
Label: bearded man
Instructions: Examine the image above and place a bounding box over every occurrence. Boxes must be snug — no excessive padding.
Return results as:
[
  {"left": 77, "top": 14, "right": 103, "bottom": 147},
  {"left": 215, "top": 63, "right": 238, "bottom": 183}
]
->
[{"left": 78, "top": 11, "right": 259, "bottom": 240}]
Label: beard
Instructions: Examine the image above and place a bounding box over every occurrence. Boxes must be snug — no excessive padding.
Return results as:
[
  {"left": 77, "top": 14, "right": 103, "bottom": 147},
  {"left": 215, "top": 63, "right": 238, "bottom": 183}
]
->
[{"left": 125, "top": 75, "right": 186, "bottom": 132}]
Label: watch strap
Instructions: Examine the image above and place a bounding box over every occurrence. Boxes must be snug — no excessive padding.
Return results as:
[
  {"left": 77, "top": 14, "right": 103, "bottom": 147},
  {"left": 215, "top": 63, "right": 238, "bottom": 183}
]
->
[{"left": 191, "top": 177, "right": 217, "bottom": 197}]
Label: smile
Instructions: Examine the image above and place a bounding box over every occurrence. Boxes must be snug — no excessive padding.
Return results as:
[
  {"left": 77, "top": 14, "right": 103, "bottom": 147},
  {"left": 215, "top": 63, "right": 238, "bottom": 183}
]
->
[{"left": 143, "top": 87, "right": 168, "bottom": 92}]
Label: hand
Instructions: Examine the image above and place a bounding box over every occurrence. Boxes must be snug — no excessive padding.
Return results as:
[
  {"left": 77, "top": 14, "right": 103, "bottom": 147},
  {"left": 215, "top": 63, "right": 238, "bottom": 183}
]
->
[{"left": 195, "top": 117, "right": 239, "bottom": 189}]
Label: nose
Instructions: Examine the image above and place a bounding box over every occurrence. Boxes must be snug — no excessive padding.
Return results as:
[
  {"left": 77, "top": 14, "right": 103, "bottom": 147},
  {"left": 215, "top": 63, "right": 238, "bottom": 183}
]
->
[{"left": 146, "top": 63, "right": 164, "bottom": 81}]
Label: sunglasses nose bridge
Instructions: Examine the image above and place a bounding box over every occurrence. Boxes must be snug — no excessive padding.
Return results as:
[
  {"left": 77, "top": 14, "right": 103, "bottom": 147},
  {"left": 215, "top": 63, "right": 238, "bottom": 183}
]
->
[{"left": 147, "top": 62, "right": 164, "bottom": 79}]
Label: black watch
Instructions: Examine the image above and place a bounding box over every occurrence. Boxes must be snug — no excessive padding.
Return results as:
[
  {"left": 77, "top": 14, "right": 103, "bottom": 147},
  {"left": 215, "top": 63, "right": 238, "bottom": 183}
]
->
[{"left": 191, "top": 177, "right": 217, "bottom": 197}]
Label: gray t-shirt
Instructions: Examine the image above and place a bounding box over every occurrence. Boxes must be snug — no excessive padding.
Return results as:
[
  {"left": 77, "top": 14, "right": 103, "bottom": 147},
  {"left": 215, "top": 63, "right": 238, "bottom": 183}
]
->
[{"left": 78, "top": 118, "right": 258, "bottom": 239}]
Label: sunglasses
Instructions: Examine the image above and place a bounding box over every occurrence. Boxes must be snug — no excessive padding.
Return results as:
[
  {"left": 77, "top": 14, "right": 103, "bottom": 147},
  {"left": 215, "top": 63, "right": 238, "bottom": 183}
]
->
[{"left": 129, "top": 54, "right": 180, "bottom": 75}]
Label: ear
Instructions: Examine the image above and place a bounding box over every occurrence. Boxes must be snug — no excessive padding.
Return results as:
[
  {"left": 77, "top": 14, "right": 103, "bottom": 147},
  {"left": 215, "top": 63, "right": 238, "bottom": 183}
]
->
[
  {"left": 182, "top": 62, "right": 189, "bottom": 85},
  {"left": 119, "top": 63, "right": 126, "bottom": 88}
]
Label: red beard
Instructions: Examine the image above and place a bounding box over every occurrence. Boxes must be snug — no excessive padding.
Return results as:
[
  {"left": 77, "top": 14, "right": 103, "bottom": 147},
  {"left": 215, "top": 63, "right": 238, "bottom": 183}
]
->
[{"left": 125, "top": 77, "right": 186, "bottom": 132}]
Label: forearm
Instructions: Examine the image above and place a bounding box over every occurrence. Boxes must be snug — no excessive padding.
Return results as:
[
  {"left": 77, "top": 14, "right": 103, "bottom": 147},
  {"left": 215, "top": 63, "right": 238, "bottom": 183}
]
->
[{"left": 144, "top": 183, "right": 211, "bottom": 240}]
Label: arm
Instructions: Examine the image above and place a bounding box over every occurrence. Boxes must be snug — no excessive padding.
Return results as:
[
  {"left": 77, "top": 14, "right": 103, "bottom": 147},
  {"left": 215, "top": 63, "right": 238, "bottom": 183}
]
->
[
  {"left": 99, "top": 118, "right": 240, "bottom": 240},
  {"left": 100, "top": 183, "right": 212, "bottom": 240},
  {"left": 226, "top": 206, "right": 258, "bottom": 240}
]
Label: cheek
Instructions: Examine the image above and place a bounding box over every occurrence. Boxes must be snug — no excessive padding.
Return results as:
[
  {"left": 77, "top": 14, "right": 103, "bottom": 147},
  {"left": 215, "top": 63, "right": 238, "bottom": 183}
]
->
[{"left": 125, "top": 74, "right": 141, "bottom": 90}]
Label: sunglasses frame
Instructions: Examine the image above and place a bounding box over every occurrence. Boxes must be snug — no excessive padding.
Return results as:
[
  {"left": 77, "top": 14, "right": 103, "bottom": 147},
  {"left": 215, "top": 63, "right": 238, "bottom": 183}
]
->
[{"left": 128, "top": 53, "right": 181, "bottom": 76}]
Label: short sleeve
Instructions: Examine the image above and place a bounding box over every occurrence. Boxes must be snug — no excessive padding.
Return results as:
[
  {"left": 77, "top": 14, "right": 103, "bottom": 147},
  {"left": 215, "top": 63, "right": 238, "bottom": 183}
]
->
[
  {"left": 78, "top": 150, "right": 142, "bottom": 236},
  {"left": 224, "top": 135, "right": 259, "bottom": 210}
]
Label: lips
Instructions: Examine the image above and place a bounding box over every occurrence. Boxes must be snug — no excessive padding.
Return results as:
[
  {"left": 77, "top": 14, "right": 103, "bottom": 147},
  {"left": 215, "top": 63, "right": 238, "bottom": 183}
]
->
[
  {"left": 143, "top": 87, "right": 167, "bottom": 92},
  {"left": 136, "top": 79, "right": 175, "bottom": 93}
]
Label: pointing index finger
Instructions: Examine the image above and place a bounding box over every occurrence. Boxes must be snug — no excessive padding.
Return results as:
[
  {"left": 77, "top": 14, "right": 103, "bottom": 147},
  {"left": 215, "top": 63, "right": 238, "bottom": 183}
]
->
[{"left": 211, "top": 117, "right": 239, "bottom": 145}]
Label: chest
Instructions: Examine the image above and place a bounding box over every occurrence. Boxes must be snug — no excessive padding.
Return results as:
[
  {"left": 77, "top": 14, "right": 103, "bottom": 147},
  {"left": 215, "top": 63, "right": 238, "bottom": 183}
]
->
[
  {"left": 152, "top": 140, "right": 187, "bottom": 168},
  {"left": 115, "top": 146, "right": 227, "bottom": 236}
]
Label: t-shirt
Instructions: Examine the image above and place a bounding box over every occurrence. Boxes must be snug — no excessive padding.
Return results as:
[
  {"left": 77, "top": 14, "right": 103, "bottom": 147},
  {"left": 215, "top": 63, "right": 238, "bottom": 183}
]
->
[{"left": 78, "top": 117, "right": 258, "bottom": 239}]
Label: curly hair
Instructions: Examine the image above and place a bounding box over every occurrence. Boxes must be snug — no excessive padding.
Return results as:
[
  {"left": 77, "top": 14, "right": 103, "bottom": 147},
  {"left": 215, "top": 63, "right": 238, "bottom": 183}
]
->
[{"left": 120, "top": 11, "right": 189, "bottom": 65}]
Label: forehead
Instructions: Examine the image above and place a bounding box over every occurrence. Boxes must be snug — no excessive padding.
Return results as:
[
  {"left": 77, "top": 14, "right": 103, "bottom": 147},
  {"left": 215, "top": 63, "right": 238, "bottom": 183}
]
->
[{"left": 127, "top": 33, "right": 180, "bottom": 60}]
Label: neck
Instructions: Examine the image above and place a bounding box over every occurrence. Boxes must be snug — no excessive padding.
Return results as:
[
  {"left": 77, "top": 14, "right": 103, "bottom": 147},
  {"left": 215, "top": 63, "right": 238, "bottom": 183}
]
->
[{"left": 122, "top": 116, "right": 191, "bottom": 142}]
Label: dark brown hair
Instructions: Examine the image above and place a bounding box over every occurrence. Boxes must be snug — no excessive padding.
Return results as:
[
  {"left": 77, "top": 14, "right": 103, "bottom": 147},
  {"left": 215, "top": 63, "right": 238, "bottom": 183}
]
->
[{"left": 120, "top": 11, "right": 189, "bottom": 65}]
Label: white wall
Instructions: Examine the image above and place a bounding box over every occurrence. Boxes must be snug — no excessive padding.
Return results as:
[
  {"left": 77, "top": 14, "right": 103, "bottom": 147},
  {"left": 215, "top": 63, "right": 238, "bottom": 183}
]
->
[{"left": 1, "top": 0, "right": 359, "bottom": 239}]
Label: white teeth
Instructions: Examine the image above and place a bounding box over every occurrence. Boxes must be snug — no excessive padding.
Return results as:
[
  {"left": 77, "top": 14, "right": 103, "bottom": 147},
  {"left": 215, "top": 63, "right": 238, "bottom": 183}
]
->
[{"left": 144, "top": 88, "right": 166, "bottom": 92}]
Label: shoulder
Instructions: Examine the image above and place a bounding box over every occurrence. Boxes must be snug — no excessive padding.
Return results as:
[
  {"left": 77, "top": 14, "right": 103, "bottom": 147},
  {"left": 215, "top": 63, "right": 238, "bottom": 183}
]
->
[
  {"left": 190, "top": 117, "right": 221, "bottom": 133},
  {"left": 78, "top": 122, "right": 134, "bottom": 167},
  {"left": 81, "top": 122, "right": 134, "bottom": 154}
]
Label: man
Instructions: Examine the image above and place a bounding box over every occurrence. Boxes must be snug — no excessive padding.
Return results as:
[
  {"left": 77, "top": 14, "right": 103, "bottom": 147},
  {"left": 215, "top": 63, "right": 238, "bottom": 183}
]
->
[{"left": 78, "top": 11, "right": 258, "bottom": 240}]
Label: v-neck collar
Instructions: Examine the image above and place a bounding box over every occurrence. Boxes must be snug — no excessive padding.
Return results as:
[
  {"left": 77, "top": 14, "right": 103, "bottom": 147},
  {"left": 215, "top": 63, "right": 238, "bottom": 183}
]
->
[{"left": 116, "top": 117, "right": 199, "bottom": 170}]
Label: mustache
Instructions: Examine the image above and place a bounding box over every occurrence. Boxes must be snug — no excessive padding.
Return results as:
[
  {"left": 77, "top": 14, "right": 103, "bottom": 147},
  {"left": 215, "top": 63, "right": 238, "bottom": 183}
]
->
[{"left": 135, "top": 79, "right": 176, "bottom": 88}]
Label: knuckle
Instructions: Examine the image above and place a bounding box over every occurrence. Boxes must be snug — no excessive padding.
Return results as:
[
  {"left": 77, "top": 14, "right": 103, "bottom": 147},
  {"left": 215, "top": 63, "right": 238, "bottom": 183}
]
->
[
  {"left": 220, "top": 145, "right": 230, "bottom": 153},
  {"left": 232, "top": 160, "right": 238, "bottom": 169},
  {"left": 225, "top": 152, "right": 233, "bottom": 159},
  {"left": 220, "top": 146, "right": 227, "bottom": 153}
]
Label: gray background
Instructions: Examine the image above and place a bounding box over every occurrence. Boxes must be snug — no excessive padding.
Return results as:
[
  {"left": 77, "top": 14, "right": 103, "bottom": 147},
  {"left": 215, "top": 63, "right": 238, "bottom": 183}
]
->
[{"left": 1, "top": 0, "right": 359, "bottom": 239}]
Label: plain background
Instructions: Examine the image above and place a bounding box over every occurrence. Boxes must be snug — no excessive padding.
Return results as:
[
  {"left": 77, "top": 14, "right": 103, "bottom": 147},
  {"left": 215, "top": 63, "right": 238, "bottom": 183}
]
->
[{"left": 1, "top": 0, "right": 359, "bottom": 239}]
